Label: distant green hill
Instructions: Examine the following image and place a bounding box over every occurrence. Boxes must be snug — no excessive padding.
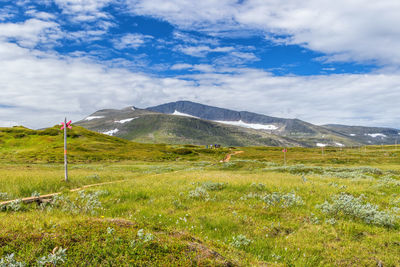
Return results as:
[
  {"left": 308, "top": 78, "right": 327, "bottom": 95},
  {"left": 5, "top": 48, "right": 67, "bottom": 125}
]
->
[{"left": 0, "top": 126, "right": 228, "bottom": 163}]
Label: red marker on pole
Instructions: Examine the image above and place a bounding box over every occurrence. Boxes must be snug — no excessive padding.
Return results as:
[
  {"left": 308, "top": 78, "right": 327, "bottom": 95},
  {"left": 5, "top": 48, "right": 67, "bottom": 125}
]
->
[{"left": 61, "top": 118, "right": 72, "bottom": 182}]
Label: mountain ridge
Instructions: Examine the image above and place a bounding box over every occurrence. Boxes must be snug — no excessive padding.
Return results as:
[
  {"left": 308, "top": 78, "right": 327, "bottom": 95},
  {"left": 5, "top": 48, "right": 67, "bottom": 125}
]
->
[{"left": 73, "top": 101, "right": 359, "bottom": 147}]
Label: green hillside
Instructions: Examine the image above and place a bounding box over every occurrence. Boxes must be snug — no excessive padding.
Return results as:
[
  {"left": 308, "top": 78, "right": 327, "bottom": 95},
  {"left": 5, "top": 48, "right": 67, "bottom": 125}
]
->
[
  {"left": 76, "top": 107, "right": 361, "bottom": 147},
  {"left": 1, "top": 125, "right": 400, "bottom": 265},
  {"left": 0, "top": 126, "right": 228, "bottom": 163},
  {"left": 1, "top": 141, "right": 400, "bottom": 265}
]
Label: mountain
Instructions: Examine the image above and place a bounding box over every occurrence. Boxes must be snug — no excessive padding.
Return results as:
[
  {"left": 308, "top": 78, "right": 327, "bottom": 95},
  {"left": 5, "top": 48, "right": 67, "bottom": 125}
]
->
[
  {"left": 146, "top": 101, "right": 360, "bottom": 146},
  {"left": 75, "top": 107, "right": 304, "bottom": 147},
  {"left": 75, "top": 102, "right": 361, "bottom": 147},
  {"left": 147, "top": 101, "right": 314, "bottom": 135},
  {"left": 323, "top": 124, "right": 400, "bottom": 145}
]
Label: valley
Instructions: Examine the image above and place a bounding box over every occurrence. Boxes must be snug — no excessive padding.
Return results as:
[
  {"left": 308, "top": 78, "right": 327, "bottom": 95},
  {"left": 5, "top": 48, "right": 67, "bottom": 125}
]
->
[{"left": 1, "top": 126, "right": 399, "bottom": 265}]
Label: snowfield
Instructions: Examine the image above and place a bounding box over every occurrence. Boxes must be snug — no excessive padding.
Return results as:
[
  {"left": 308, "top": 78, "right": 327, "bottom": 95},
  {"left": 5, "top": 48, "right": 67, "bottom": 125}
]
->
[
  {"left": 115, "top": 117, "right": 138, "bottom": 124},
  {"left": 366, "top": 133, "right": 387, "bottom": 138},
  {"left": 316, "top": 143, "right": 327, "bottom": 147},
  {"left": 214, "top": 120, "right": 278, "bottom": 130},
  {"left": 172, "top": 110, "right": 278, "bottom": 130},
  {"left": 85, "top": 116, "right": 104, "bottom": 121},
  {"left": 172, "top": 110, "right": 199, "bottom": 118},
  {"left": 102, "top": 129, "right": 119, "bottom": 136}
]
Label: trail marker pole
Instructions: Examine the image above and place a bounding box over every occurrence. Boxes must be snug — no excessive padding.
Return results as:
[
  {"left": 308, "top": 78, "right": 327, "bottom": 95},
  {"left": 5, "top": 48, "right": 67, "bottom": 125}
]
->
[
  {"left": 282, "top": 148, "right": 287, "bottom": 166},
  {"left": 61, "top": 118, "right": 72, "bottom": 182}
]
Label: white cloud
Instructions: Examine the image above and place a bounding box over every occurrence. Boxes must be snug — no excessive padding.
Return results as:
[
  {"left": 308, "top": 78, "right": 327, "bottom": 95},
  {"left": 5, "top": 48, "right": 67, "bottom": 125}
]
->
[
  {"left": 126, "top": 0, "right": 400, "bottom": 66},
  {"left": 213, "top": 51, "right": 259, "bottom": 66},
  {"left": 0, "top": 18, "right": 62, "bottom": 48},
  {"left": 0, "top": 4, "right": 400, "bottom": 129},
  {"left": 0, "top": 5, "right": 19, "bottom": 21},
  {"left": 53, "top": 0, "right": 115, "bottom": 22},
  {"left": 170, "top": 63, "right": 192, "bottom": 70},
  {"left": 113, "top": 33, "right": 154, "bottom": 50},
  {"left": 176, "top": 45, "right": 235, "bottom": 57},
  {"left": 171, "top": 63, "right": 215, "bottom": 72},
  {"left": 25, "top": 9, "right": 56, "bottom": 20},
  {"left": 172, "top": 31, "right": 220, "bottom": 46},
  {"left": 1, "top": 39, "right": 400, "bottom": 129}
]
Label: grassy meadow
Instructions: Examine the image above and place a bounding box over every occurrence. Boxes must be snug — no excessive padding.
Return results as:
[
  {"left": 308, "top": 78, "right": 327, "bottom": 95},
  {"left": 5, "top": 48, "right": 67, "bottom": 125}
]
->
[{"left": 1, "top": 126, "right": 400, "bottom": 266}]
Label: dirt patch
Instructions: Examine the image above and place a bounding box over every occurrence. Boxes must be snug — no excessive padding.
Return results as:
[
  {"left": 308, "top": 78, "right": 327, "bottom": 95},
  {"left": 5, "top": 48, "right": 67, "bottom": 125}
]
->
[{"left": 221, "top": 151, "right": 244, "bottom": 163}]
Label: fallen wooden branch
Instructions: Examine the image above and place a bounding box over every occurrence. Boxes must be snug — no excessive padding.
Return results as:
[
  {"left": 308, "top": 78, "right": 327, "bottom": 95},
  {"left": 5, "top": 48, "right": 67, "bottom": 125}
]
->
[
  {"left": 0, "top": 179, "right": 126, "bottom": 206},
  {"left": 1, "top": 169, "right": 186, "bottom": 207}
]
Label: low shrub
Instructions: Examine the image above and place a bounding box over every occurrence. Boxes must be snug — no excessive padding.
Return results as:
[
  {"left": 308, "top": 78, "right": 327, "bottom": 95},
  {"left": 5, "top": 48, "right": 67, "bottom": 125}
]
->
[
  {"left": 317, "top": 193, "right": 397, "bottom": 227},
  {"left": 188, "top": 187, "right": 209, "bottom": 201},
  {"left": 263, "top": 192, "right": 304, "bottom": 208},
  {"left": 230, "top": 235, "right": 252, "bottom": 248},
  {"left": 173, "top": 148, "right": 193, "bottom": 155},
  {"left": 202, "top": 181, "right": 226, "bottom": 191}
]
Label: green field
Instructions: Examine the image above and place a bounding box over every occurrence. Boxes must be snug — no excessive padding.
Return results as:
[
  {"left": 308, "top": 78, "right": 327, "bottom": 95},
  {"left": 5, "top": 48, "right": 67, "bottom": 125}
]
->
[{"left": 1, "top": 126, "right": 400, "bottom": 266}]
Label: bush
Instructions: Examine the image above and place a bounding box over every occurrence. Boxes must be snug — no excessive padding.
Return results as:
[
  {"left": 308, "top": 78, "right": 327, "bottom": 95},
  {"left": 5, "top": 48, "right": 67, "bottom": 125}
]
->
[
  {"left": 0, "top": 253, "right": 26, "bottom": 266},
  {"left": 0, "top": 192, "right": 10, "bottom": 201},
  {"left": 49, "top": 190, "right": 107, "bottom": 215},
  {"left": 317, "top": 193, "right": 397, "bottom": 227},
  {"left": 173, "top": 148, "right": 193, "bottom": 155},
  {"left": 266, "top": 165, "right": 382, "bottom": 179},
  {"left": 263, "top": 192, "right": 304, "bottom": 208},
  {"left": 38, "top": 128, "right": 60, "bottom": 136},
  {"left": 0, "top": 199, "right": 23, "bottom": 212},
  {"left": 188, "top": 187, "right": 209, "bottom": 200},
  {"left": 202, "top": 181, "right": 226, "bottom": 191},
  {"left": 230, "top": 235, "right": 251, "bottom": 248},
  {"left": 250, "top": 183, "right": 266, "bottom": 190},
  {"left": 37, "top": 247, "right": 67, "bottom": 266}
]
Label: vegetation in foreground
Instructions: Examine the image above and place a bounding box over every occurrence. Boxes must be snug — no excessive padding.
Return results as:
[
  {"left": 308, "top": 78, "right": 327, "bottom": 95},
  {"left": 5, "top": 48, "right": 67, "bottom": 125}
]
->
[{"left": 1, "top": 126, "right": 400, "bottom": 266}]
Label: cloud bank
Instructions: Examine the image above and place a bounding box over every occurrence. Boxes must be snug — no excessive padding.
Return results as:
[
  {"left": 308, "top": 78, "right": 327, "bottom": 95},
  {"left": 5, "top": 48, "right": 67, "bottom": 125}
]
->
[
  {"left": 1, "top": 39, "right": 400, "bottom": 129},
  {"left": 127, "top": 0, "right": 400, "bottom": 66},
  {"left": 1, "top": 1, "right": 400, "bottom": 129}
]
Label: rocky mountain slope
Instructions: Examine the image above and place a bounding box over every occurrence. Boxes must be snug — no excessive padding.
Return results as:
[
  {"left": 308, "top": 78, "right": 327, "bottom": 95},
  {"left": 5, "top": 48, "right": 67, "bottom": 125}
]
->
[
  {"left": 76, "top": 102, "right": 361, "bottom": 147},
  {"left": 324, "top": 124, "right": 400, "bottom": 145}
]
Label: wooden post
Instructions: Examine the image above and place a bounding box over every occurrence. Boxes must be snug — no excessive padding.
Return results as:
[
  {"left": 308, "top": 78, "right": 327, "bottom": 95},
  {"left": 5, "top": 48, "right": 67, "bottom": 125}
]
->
[
  {"left": 64, "top": 117, "right": 68, "bottom": 182},
  {"left": 284, "top": 148, "right": 287, "bottom": 166}
]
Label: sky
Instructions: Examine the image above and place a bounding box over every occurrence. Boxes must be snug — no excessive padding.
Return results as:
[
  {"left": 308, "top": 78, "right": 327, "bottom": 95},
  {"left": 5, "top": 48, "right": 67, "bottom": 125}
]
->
[{"left": 1, "top": 0, "right": 400, "bottom": 129}]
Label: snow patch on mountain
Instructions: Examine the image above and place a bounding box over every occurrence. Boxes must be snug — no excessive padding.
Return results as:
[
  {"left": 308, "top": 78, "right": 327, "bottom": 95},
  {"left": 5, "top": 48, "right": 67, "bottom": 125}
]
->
[
  {"left": 316, "top": 143, "right": 327, "bottom": 147},
  {"left": 349, "top": 134, "right": 356, "bottom": 136},
  {"left": 335, "top": 142, "right": 344, "bottom": 147},
  {"left": 214, "top": 120, "right": 278, "bottom": 130},
  {"left": 103, "top": 129, "right": 119, "bottom": 136},
  {"left": 115, "top": 117, "right": 138, "bottom": 124},
  {"left": 85, "top": 116, "right": 104, "bottom": 121},
  {"left": 366, "top": 133, "right": 387, "bottom": 138},
  {"left": 172, "top": 110, "right": 199, "bottom": 118}
]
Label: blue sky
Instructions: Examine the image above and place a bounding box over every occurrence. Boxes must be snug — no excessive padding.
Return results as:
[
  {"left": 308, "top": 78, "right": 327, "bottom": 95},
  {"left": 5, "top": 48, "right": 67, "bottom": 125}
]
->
[{"left": 0, "top": 0, "right": 400, "bottom": 128}]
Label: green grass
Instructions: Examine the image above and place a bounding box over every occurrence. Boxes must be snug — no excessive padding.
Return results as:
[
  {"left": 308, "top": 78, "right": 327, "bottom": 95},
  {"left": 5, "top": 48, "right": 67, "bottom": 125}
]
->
[{"left": 1, "top": 127, "right": 400, "bottom": 265}]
